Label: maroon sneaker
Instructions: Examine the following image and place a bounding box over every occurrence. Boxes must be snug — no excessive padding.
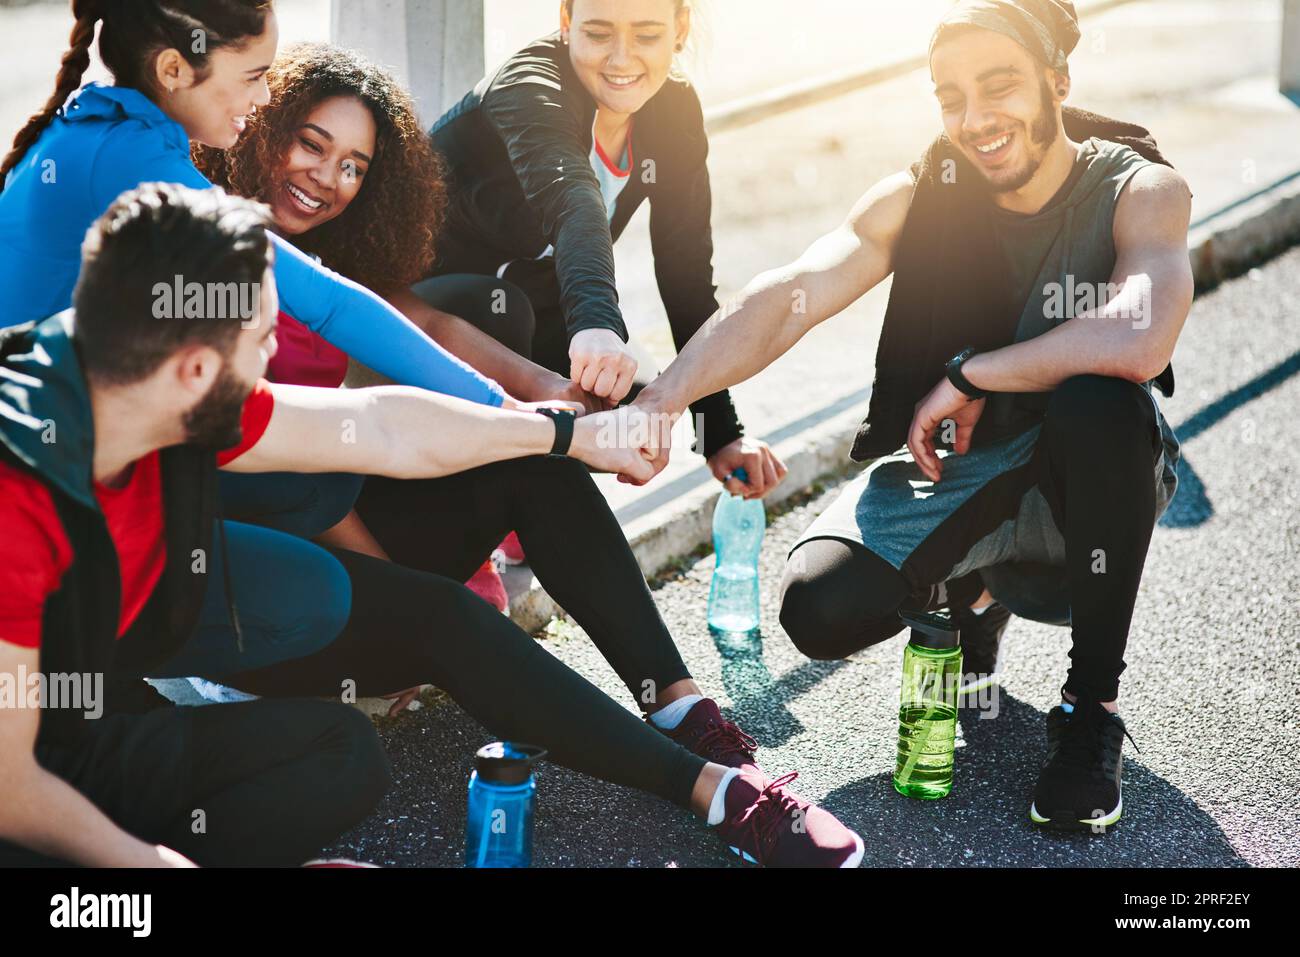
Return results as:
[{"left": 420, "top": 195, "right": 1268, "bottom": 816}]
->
[
  {"left": 715, "top": 771, "right": 864, "bottom": 868},
  {"left": 652, "top": 698, "right": 761, "bottom": 773}
]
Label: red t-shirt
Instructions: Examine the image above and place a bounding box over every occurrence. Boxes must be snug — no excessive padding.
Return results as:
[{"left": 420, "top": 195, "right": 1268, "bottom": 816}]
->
[
  {"left": 0, "top": 381, "right": 275, "bottom": 650},
  {"left": 266, "top": 310, "right": 349, "bottom": 389}
]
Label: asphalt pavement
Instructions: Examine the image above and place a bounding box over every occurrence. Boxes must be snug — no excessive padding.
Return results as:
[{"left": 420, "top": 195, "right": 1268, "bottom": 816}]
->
[{"left": 328, "top": 245, "right": 1300, "bottom": 869}]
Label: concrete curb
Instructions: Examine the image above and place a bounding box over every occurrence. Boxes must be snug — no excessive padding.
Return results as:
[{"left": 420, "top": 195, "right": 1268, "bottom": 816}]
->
[
  {"left": 1189, "top": 171, "right": 1300, "bottom": 288},
  {"left": 504, "top": 167, "right": 1300, "bottom": 635}
]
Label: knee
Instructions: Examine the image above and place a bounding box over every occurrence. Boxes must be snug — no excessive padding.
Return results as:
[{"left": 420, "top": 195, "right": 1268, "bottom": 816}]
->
[
  {"left": 778, "top": 570, "right": 891, "bottom": 661},
  {"left": 494, "top": 278, "right": 536, "bottom": 343},
  {"left": 1045, "top": 375, "right": 1156, "bottom": 446},
  {"left": 321, "top": 704, "right": 393, "bottom": 815},
  {"left": 468, "top": 277, "right": 537, "bottom": 356},
  {"left": 277, "top": 551, "right": 352, "bottom": 656},
  {"left": 308, "top": 474, "right": 365, "bottom": 533}
]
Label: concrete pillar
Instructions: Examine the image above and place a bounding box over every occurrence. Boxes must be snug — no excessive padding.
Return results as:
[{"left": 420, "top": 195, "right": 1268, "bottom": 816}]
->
[
  {"left": 331, "top": 0, "right": 486, "bottom": 125},
  {"left": 1283, "top": 0, "right": 1300, "bottom": 95}
]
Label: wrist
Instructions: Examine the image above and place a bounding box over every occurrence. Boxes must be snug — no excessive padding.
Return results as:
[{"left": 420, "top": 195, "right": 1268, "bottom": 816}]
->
[
  {"left": 635, "top": 381, "right": 686, "bottom": 419},
  {"left": 945, "top": 347, "right": 989, "bottom": 400},
  {"left": 961, "top": 353, "right": 994, "bottom": 393}
]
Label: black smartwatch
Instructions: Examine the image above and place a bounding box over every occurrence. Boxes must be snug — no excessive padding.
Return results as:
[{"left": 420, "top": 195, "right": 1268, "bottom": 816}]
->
[
  {"left": 945, "top": 347, "right": 988, "bottom": 400},
  {"left": 534, "top": 407, "right": 577, "bottom": 457}
]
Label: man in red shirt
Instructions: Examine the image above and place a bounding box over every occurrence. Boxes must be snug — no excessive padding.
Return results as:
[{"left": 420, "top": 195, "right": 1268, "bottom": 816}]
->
[{"left": 0, "top": 183, "right": 668, "bottom": 867}]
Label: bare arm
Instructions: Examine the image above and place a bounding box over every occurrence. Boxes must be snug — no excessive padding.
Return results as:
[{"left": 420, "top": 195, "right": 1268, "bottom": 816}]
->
[
  {"left": 224, "top": 383, "right": 655, "bottom": 482},
  {"left": 0, "top": 642, "right": 193, "bottom": 867},
  {"left": 963, "top": 165, "right": 1194, "bottom": 392},
  {"left": 635, "top": 171, "right": 914, "bottom": 417}
]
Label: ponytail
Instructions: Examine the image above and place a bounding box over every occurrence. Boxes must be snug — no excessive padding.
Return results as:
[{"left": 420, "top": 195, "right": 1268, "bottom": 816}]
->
[
  {"left": 0, "top": 0, "right": 100, "bottom": 188},
  {"left": 0, "top": 0, "right": 272, "bottom": 192}
]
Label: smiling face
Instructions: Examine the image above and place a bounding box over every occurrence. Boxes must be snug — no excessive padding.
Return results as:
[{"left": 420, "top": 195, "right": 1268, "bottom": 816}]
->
[
  {"left": 930, "top": 27, "right": 1065, "bottom": 194},
  {"left": 267, "top": 95, "right": 376, "bottom": 236},
  {"left": 562, "top": 0, "right": 688, "bottom": 116},
  {"left": 158, "top": 10, "right": 280, "bottom": 149}
]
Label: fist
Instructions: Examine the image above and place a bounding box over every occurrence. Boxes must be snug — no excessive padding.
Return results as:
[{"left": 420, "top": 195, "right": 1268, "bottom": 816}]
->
[
  {"left": 569, "top": 328, "right": 638, "bottom": 402},
  {"left": 571, "top": 406, "right": 660, "bottom": 484},
  {"left": 707, "top": 438, "right": 788, "bottom": 500}
]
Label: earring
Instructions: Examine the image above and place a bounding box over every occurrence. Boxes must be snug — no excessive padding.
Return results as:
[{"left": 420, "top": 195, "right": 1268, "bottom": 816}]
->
[{"left": 675, "top": 43, "right": 683, "bottom": 52}]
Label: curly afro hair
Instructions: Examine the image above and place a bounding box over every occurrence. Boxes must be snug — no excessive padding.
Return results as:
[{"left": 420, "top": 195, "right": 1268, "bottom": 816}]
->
[{"left": 195, "top": 42, "right": 446, "bottom": 294}]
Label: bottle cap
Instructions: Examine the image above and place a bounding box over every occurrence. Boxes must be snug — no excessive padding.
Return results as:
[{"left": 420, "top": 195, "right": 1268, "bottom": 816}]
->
[
  {"left": 899, "top": 609, "right": 960, "bottom": 650},
  {"left": 474, "top": 741, "right": 547, "bottom": 785}
]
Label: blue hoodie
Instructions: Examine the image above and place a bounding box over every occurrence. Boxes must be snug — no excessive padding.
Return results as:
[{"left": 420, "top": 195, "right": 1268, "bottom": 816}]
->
[{"left": 0, "top": 83, "right": 505, "bottom": 407}]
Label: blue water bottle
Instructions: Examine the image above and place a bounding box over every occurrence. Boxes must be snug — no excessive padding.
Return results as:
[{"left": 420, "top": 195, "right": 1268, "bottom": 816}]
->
[
  {"left": 708, "top": 467, "right": 766, "bottom": 639},
  {"left": 464, "top": 742, "right": 547, "bottom": 868}
]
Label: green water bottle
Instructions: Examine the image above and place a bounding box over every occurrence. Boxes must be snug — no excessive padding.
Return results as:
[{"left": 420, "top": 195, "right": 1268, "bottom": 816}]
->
[{"left": 893, "top": 610, "right": 962, "bottom": 800}]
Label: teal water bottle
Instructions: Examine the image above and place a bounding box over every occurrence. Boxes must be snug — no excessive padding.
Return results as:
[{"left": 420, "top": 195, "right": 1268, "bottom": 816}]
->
[
  {"left": 707, "top": 468, "right": 766, "bottom": 640},
  {"left": 464, "top": 742, "right": 546, "bottom": 868},
  {"left": 893, "top": 611, "right": 962, "bottom": 800}
]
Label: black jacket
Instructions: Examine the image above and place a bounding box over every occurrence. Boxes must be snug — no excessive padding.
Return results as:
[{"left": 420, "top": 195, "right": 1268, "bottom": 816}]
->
[
  {"left": 0, "top": 314, "right": 223, "bottom": 765},
  {"left": 430, "top": 33, "right": 743, "bottom": 458}
]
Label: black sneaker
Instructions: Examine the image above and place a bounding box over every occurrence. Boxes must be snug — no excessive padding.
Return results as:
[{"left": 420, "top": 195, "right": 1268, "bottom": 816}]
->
[
  {"left": 955, "top": 602, "right": 1011, "bottom": 693},
  {"left": 1029, "top": 697, "right": 1137, "bottom": 832}
]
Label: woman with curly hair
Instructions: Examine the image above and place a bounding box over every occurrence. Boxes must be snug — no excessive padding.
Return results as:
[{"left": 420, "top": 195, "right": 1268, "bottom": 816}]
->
[
  {"left": 194, "top": 43, "right": 581, "bottom": 404},
  {"left": 197, "top": 42, "right": 590, "bottom": 605}
]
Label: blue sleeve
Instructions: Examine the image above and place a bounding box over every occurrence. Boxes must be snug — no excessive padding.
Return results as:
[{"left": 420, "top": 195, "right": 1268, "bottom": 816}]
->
[
  {"left": 269, "top": 235, "right": 505, "bottom": 406},
  {"left": 89, "top": 123, "right": 212, "bottom": 211},
  {"left": 91, "top": 123, "right": 505, "bottom": 406}
]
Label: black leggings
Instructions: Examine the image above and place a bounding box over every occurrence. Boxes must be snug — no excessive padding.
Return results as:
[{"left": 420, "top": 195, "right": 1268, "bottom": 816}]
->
[
  {"left": 780, "top": 375, "right": 1162, "bottom": 702},
  {"left": 223, "top": 455, "right": 705, "bottom": 810},
  {"left": 0, "top": 699, "right": 390, "bottom": 867},
  {"left": 410, "top": 273, "right": 538, "bottom": 359}
]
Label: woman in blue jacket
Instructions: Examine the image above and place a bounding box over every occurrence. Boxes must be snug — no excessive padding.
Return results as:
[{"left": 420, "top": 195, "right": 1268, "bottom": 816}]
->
[{"left": 0, "top": 0, "right": 507, "bottom": 411}]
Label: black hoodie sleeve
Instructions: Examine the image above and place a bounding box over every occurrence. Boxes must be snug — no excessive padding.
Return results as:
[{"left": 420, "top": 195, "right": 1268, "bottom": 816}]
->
[
  {"left": 480, "top": 59, "right": 627, "bottom": 343},
  {"left": 647, "top": 83, "right": 744, "bottom": 459}
]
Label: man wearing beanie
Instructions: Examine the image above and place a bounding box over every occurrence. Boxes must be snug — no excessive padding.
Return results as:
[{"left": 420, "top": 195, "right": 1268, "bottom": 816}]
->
[{"left": 635, "top": 0, "right": 1192, "bottom": 830}]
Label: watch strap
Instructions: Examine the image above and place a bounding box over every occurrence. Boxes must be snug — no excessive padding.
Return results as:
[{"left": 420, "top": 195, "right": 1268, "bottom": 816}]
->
[
  {"left": 945, "top": 348, "right": 988, "bottom": 400},
  {"left": 535, "top": 407, "right": 577, "bottom": 457}
]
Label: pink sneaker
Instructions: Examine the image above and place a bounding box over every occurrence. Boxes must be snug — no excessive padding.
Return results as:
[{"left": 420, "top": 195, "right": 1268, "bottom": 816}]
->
[
  {"left": 653, "top": 698, "right": 761, "bottom": 774},
  {"left": 714, "top": 771, "right": 864, "bottom": 868},
  {"left": 466, "top": 558, "right": 509, "bottom": 614},
  {"left": 493, "top": 531, "right": 526, "bottom": 566}
]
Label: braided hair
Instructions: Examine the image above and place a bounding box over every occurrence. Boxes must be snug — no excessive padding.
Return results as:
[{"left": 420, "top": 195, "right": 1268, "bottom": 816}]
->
[{"left": 0, "top": 0, "right": 271, "bottom": 188}]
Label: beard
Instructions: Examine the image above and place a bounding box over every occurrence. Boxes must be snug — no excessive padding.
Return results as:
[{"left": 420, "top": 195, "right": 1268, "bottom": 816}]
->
[
  {"left": 183, "top": 363, "right": 255, "bottom": 450},
  {"left": 973, "top": 76, "right": 1060, "bottom": 194}
]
